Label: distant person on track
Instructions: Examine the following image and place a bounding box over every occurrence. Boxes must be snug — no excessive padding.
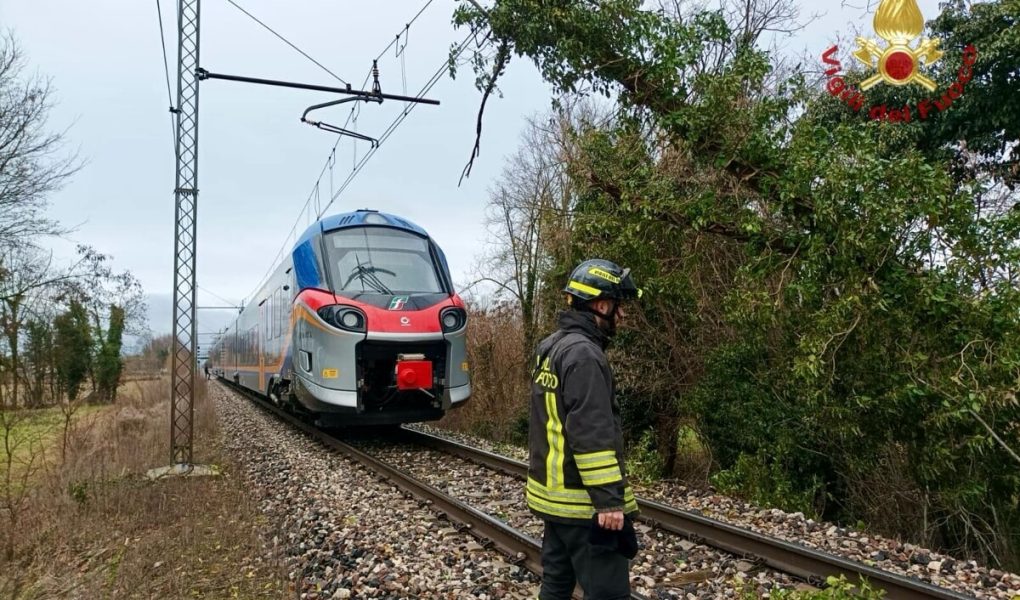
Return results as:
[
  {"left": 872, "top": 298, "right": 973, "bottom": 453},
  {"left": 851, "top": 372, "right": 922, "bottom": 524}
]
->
[
  {"left": 528, "top": 259, "right": 642, "bottom": 600},
  {"left": 203, "top": 361, "right": 210, "bottom": 380}
]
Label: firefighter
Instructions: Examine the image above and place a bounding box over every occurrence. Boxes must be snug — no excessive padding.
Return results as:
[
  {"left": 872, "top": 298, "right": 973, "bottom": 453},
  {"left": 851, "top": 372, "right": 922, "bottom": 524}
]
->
[{"left": 528, "top": 258, "right": 642, "bottom": 599}]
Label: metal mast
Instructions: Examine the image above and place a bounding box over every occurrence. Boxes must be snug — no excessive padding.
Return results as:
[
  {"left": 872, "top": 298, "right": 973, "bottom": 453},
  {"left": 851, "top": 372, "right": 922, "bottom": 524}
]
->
[{"left": 170, "top": 0, "right": 201, "bottom": 465}]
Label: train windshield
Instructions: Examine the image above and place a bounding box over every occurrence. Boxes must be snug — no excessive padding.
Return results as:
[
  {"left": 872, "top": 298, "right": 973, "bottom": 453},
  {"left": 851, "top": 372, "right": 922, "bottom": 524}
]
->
[{"left": 325, "top": 227, "right": 444, "bottom": 295}]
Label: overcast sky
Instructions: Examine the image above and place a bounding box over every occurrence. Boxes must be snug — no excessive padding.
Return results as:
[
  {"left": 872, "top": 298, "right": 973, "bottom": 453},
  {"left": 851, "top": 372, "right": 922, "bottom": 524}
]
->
[{"left": 2, "top": 0, "right": 942, "bottom": 338}]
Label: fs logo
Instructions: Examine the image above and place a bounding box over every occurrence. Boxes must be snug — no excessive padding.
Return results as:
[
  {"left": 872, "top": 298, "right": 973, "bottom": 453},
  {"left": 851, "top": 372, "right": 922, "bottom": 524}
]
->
[
  {"left": 822, "top": 0, "right": 977, "bottom": 122},
  {"left": 388, "top": 296, "right": 409, "bottom": 311}
]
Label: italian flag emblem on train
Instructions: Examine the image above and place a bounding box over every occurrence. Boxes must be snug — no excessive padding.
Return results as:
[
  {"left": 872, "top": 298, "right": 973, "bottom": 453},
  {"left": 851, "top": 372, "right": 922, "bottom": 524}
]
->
[{"left": 388, "top": 296, "right": 409, "bottom": 310}]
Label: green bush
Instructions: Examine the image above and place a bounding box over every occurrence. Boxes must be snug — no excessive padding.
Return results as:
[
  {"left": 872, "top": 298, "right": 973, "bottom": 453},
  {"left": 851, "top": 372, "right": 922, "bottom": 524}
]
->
[
  {"left": 711, "top": 452, "right": 822, "bottom": 518},
  {"left": 740, "top": 575, "right": 885, "bottom": 599},
  {"left": 626, "top": 429, "right": 664, "bottom": 485}
]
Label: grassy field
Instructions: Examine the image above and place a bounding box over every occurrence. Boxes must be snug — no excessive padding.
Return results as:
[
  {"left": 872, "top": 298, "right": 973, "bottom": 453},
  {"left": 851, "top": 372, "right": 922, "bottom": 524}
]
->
[
  {"left": 1, "top": 404, "right": 107, "bottom": 475},
  {"left": 0, "top": 380, "right": 288, "bottom": 599}
]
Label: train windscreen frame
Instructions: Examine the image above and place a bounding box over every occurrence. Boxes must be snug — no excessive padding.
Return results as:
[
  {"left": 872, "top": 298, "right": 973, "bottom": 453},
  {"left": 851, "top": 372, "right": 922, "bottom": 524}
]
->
[{"left": 324, "top": 227, "right": 445, "bottom": 296}]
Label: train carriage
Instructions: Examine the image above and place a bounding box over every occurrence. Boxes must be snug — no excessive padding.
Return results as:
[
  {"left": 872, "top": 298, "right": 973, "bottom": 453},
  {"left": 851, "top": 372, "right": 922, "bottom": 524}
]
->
[{"left": 208, "top": 209, "right": 471, "bottom": 425}]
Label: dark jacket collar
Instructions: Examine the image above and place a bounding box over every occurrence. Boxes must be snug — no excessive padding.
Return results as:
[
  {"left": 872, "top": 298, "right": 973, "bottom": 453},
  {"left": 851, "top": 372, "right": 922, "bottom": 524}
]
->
[{"left": 557, "top": 310, "right": 610, "bottom": 349}]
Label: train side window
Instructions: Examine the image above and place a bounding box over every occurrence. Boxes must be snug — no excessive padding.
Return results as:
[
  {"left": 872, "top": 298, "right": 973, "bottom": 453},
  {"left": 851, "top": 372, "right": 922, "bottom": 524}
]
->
[
  {"left": 266, "top": 298, "right": 272, "bottom": 341},
  {"left": 276, "top": 289, "right": 283, "bottom": 337},
  {"left": 271, "top": 290, "right": 278, "bottom": 339}
]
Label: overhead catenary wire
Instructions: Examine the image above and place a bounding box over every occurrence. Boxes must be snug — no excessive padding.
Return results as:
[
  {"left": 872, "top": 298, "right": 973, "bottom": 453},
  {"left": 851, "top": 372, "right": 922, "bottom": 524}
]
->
[
  {"left": 223, "top": 0, "right": 349, "bottom": 86},
  {"left": 154, "top": 0, "right": 177, "bottom": 145},
  {"left": 198, "top": 284, "right": 240, "bottom": 307},
  {"left": 242, "top": 30, "right": 484, "bottom": 306},
  {"left": 241, "top": 0, "right": 451, "bottom": 304},
  {"left": 304, "top": 0, "right": 440, "bottom": 200},
  {"left": 313, "top": 0, "right": 439, "bottom": 169},
  {"left": 318, "top": 30, "right": 483, "bottom": 217}
]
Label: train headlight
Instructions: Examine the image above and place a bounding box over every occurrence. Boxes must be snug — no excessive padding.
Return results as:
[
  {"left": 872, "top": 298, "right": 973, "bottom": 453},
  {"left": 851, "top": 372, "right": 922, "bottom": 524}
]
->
[
  {"left": 317, "top": 305, "right": 366, "bottom": 333},
  {"left": 440, "top": 307, "right": 466, "bottom": 332},
  {"left": 341, "top": 311, "right": 361, "bottom": 329}
]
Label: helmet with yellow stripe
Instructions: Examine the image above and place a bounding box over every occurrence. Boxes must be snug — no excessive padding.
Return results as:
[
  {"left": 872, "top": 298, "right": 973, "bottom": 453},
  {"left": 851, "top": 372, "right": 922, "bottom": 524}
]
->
[{"left": 563, "top": 259, "right": 642, "bottom": 305}]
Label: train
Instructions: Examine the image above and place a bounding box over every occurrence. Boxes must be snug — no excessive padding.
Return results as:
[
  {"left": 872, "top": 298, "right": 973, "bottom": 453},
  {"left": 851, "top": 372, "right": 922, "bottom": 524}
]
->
[{"left": 207, "top": 209, "right": 471, "bottom": 426}]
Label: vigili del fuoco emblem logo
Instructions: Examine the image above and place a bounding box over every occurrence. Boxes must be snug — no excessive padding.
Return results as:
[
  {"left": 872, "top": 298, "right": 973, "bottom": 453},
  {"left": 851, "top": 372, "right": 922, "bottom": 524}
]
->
[{"left": 821, "top": 0, "right": 977, "bottom": 122}]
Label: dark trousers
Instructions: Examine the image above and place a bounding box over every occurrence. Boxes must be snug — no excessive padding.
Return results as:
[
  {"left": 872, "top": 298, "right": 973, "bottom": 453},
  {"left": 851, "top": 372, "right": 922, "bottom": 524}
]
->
[{"left": 539, "top": 520, "right": 630, "bottom": 600}]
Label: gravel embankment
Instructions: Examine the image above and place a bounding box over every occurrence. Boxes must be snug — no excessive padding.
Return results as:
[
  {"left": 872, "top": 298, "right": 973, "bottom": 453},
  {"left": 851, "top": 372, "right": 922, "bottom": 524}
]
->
[
  {"left": 214, "top": 385, "right": 540, "bottom": 600},
  {"left": 363, "top": 438, "right": 801, "bottom": 598},
  {"left": 407, "top": 423, "right": 1020, "bottom": 600}
]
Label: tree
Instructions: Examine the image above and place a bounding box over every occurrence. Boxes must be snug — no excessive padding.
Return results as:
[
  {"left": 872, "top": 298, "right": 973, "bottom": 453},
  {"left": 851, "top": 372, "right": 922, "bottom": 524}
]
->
[
  {"left": 471, "top": 109, "right": 588, "bottom": 357},
  {"left": 52, "top": 300, "right": 90, "bottom": 404},
  {"left": 452, "top": 0, "right": 1020, "bottom": 566},
  {"left": 0, "top": 247, "right": 62, "bottom": 408},
  {"left": 93, "top": 305, "right": 124, "bottom": 403},
  {"left": 22, "top": 318, "right": 53, "bottom": 409},
  {"left": 52, "top": 299, "right": 91, "bottom": 459},
  {"left": 0, "top": 33, "right": 79, "bottom": 251},
  {"left": 133, "top": 333, "right": 173, "bottom": 374},
  {"left": 926, "top": 0, "right": 1020, "bottom": 188}
]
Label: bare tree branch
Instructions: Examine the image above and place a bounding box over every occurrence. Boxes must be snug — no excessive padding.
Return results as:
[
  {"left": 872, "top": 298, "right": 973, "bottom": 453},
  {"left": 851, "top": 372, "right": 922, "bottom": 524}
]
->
[
  {"left": 0, "top": 33, "right": 82, "bottom": 250},
  {"left": 459, "top": 40, "right": 510, "bottom": 185}
]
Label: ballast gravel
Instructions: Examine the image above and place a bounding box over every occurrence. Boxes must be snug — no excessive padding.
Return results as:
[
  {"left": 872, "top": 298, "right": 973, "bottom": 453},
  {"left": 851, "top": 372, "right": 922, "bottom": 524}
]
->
[
  {"left": 363, "top": 437, "right": 801, "bottom": 599},
  {"left": 407, "top": 423, "right": 1020, "bottom": 600},
  {"left": 212, "top": 382, "right": 1019, "bottom": 600},
  {"left": 213, "top": 385, "right": 540, "bottom": 599}
]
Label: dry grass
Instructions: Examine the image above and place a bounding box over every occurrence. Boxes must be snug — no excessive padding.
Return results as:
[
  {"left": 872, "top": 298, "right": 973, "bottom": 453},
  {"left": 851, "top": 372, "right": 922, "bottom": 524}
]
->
[
  {"left": 439, "top": 306, "right": 532, "bottom": 445},
  {"left": 0, "top": 378, "right": 288, "bottom": 599}
]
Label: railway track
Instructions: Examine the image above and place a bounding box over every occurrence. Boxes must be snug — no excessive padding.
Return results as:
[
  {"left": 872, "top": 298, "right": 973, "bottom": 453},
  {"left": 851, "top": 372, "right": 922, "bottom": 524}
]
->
[
  {"left": 223, "top": 381, "right": 649, "bottom": 600},
  {"left": 222, "top": 380, "right": 974, "bottom": 599},
  {"left": 399, "top": 427, "right": 974, "bottom": 600}
]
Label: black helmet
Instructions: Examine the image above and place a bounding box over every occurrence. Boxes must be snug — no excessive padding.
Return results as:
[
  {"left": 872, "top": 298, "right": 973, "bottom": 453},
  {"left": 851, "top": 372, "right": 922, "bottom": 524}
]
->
[{"left": 563, "top": 259, "right": 642, "bottom": 304}]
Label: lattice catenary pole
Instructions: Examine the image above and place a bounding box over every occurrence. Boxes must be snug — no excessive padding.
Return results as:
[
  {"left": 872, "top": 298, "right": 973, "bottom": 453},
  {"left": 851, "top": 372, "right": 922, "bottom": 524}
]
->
[{"left": 170, "top": 0, "right": 201, "bottom": 465}]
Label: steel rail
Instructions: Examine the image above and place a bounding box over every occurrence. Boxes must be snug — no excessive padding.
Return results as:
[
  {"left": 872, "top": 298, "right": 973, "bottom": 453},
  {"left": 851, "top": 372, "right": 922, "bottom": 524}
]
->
[
  {"left": 221, "top": 383, "right": 649, "bottom": 600},
  {"left": 402, "top": 427, "right": 974, "bottom": 600}
]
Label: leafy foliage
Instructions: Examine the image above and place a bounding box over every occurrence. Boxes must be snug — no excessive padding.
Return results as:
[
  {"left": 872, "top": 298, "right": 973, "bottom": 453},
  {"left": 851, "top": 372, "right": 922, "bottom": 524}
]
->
[
  {"left": 94, "top": 305, "right": 125, "bottom": 403},
  {"left": 52, "top": 300, "right": 91, "bottom": 402},
  {"left": 454, "top": 0, "right": 1020, "bottom": 566}
]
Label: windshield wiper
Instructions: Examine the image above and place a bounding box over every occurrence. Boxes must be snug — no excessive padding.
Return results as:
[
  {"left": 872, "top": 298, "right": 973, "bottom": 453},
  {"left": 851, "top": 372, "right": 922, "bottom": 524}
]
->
[{"left": 341, "top": 261, "right": 394, "bottom": 295}]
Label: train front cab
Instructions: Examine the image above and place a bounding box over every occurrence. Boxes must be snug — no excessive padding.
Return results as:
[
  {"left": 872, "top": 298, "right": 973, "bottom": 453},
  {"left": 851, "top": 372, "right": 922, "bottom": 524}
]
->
[{"left": 288, "top": 213, "right": 471, "bottom": 426}]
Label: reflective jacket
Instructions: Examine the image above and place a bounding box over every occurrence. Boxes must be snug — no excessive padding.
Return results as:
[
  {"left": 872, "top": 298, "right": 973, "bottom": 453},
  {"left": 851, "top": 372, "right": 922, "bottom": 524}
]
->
[{"left": 527, "top": 311, "right": 638, "bottom": 524}]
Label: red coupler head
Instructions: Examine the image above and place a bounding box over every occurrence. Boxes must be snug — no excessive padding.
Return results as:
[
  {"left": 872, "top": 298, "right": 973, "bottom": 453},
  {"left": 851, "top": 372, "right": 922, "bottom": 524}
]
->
[{"left": 396, "top": 360, "right": 432, "bottom": 390}]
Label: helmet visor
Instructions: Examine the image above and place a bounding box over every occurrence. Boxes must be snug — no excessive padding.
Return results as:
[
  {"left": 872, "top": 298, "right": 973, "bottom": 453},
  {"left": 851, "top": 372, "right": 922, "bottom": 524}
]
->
[{"left": 618, "top": 268, "right": 642, "bottom": 300}]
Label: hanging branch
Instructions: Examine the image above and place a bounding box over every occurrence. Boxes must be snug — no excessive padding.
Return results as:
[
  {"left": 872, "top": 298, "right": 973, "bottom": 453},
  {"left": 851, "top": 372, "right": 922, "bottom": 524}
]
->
[{"left": 459, "top": 40, "right": 510, "bottom": 186}]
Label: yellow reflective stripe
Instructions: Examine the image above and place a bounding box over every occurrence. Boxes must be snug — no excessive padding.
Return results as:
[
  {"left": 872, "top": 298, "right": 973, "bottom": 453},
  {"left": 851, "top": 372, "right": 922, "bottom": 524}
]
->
[
  {"left": 526, "top": 481, "right": 592, "bottom": 502},
  {"left": 568, "top": 280, "right": 601, "bottom": 297},
  {"left": 580, "top": 465, "right": 621, "bottom": 477},
  {"left": 575, "top": 456, "right": 617, "bottom": 469},
  {"left": 581, "top": 474, "right": 623, "bottom": 486},
  {"left": 526, "top": 479, "right": 638, "bottom": 519},
  {"left": 545, "top": 391, "right": 565, "bottom": 489},
  {"left": 584, "top": 475, "right": 623, "bottom": 486},
  {"left": 575, "top": 449, "right": 616, "bottom": 464},
  {"left": 526, "top": 492, "right": 596, "bottom": 519},
  {"left": 579, "top": 466, "right": 622, "bottom": 486},
  {"left": 527, "top": 477, "right": 591, "bottom": 501}
]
